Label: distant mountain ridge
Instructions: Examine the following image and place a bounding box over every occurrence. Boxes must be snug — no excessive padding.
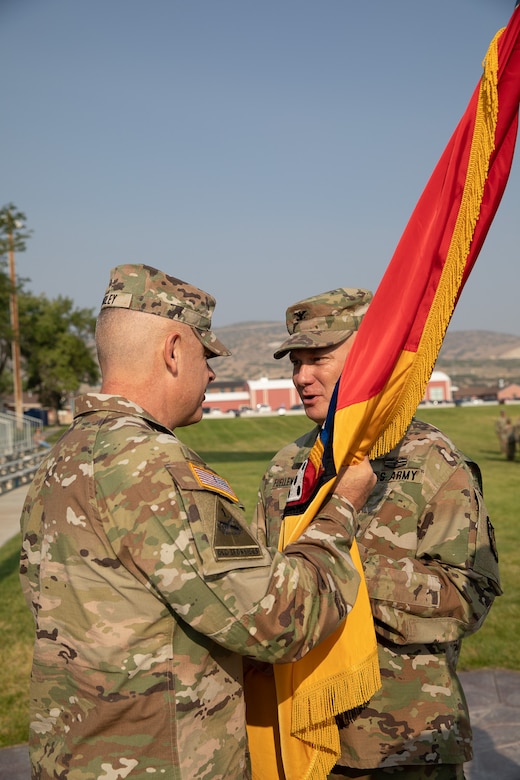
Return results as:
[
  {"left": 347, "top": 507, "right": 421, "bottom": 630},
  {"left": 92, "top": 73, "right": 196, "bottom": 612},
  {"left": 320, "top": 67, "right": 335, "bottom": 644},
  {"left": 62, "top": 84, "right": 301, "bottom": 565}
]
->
[
  {"left": 440, "top": 330, "right": 520, "bottom": 361},
  {"left": 210, "top": 323, "right": 520, "bottom": 387}
]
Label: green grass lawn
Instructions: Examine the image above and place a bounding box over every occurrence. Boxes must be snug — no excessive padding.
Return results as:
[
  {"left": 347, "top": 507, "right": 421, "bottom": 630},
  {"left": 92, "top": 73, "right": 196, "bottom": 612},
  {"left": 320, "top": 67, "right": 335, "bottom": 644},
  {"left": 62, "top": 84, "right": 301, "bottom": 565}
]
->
[{"left": 2, "top": 404, "right": 518, "bottom": 747}]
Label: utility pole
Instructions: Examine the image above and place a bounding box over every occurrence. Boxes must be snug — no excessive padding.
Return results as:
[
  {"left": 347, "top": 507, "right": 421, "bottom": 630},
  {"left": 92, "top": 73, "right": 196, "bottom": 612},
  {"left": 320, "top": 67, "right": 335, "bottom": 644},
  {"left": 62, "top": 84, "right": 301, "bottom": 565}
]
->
[
  {"left": 0, "top": 203, "right": 32, "bottom": 428},
  {"left": 8, "top": 227, "right": 23, "bottom": 425}
]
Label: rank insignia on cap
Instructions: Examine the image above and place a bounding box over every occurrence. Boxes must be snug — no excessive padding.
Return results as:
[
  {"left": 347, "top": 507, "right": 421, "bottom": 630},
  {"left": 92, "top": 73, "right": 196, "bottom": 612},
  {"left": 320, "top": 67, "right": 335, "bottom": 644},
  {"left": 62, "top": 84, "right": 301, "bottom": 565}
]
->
[{"left": 189, "top": 463, "right": 239, "bottom": 502}]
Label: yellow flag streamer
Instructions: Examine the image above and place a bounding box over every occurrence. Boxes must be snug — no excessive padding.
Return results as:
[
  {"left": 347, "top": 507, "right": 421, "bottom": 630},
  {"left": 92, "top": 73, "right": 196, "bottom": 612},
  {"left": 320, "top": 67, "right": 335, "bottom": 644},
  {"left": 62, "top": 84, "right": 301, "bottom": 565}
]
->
[{"left": 246, "top": 531, "right": 380, "bottom": 780}]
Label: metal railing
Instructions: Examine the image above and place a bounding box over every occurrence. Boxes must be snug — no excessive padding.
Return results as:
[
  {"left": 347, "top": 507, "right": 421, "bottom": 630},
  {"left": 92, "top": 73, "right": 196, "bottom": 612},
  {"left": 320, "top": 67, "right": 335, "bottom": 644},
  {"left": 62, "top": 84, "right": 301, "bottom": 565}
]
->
[
  {"left": 0, "top": 410, "right": 41, "bottom": 457},
  {"left": 0, "top": 411, "right": 47, "bottom": 494}
]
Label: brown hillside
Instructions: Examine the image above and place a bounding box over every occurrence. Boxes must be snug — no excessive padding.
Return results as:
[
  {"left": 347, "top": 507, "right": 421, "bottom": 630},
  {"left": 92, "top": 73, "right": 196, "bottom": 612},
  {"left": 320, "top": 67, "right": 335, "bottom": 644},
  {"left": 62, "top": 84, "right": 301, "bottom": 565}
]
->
[
  {"left": 211, "top": 322, "right": 291, "bottom": 381},
  {"left": 437, "top": 330, "right": 520, "bottom": 387},
  {"left": 211, "top": 324, "right": 520, "bottom": 386}
]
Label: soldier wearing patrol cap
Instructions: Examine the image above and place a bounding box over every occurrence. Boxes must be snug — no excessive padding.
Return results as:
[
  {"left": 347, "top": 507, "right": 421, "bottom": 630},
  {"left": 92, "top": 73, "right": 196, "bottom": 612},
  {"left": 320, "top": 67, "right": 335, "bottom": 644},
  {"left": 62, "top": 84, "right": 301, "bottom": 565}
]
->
[
  {"left": 256, "top": 287, "right": 502, "bottom": 780},
  {"left": 19, "top": 265, "right": 376, "bottom": 779},
  {"left": 273, "top": 287, "right": 372, "bottom": 359},
  {"left": 100, "top": 263, "right": 231, "bottom": 358}
]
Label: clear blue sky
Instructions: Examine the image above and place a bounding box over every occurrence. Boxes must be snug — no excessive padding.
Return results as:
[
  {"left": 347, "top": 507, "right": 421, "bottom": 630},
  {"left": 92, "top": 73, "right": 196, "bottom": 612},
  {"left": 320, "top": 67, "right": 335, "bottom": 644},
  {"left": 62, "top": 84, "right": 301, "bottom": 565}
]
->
[{"left": 2, "top": 0, "right": 519, "bottom": 333}]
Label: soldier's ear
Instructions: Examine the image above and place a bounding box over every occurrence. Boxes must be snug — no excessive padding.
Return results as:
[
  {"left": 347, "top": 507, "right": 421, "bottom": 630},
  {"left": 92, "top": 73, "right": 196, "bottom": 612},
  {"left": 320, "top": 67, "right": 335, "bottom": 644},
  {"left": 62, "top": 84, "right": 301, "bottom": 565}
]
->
[{"left": 164, "top": 331, "right": 181, "bottom": 375}]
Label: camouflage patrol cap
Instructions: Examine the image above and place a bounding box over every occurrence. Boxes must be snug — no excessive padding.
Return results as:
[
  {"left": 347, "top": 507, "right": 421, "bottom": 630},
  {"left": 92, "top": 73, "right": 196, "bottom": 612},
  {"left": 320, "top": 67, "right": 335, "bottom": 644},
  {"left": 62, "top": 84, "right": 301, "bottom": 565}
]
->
[
  {"left": 100, "top": 263, "right": 231, "bottom": 357},
  {"left": 273, "top": 287, "right": 372, "bottom": 359}
]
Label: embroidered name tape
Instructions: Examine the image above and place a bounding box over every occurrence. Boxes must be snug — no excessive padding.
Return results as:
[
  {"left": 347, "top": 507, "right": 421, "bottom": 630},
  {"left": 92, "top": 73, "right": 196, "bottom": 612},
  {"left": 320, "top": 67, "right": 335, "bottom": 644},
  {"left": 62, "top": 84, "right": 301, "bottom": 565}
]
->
[
  {"left": 102, "top": 292, "right": 133, "bottom": 308},
  {"left": 189, "top": 463, "right": 239, "bottom": 502},
  {"left": 376, "top": 467, "right": 423, "bottom": 483}
]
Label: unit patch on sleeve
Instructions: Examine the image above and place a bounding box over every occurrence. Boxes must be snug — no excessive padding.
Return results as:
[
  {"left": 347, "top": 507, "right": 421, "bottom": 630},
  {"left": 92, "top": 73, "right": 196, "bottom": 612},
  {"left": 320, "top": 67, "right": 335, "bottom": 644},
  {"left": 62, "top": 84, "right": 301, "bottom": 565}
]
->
[
  {"left": 188, "top": 462, "right": 239, "bottom": 502},
  {"left": 213, "top": 500, "right": 263, "bottom": 560},
  {"left": 487, "top": 517, "right": 499, "bottom": 563}
]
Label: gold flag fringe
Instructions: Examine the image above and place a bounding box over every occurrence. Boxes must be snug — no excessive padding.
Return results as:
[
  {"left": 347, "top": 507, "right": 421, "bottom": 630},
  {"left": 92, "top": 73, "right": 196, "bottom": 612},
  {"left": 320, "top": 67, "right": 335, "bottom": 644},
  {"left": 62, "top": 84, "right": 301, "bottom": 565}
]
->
[
  {"left": 291, "top": 647, "right": 381, "bottom": 749},
  {"left": 370, "top": 28, "right": 502, "bottom": 460},
  {"left": 289, "top": 651, "right": 381, "bottom": 779}
]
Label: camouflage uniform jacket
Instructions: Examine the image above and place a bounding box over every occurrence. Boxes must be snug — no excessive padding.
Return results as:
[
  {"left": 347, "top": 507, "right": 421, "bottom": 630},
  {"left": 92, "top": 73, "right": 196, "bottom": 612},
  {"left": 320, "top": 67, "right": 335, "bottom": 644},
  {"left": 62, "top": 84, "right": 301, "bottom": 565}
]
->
[
  {"left": 19, "top": 394, "right": 363, "bottom": 780},
  {"left": 255, "top": 417, "right": 502, "bottom": 770}
]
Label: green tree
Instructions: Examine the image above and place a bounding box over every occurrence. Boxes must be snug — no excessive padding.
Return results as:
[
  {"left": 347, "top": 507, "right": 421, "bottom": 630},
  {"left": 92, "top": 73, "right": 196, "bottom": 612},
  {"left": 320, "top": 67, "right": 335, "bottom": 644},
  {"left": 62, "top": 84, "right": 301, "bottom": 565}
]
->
[
  {"left": 0, "top": 203, "right": 31, "bottom": 252},
  {"left": 19, "top": 293, "right": 99, "bottom": 411},
  {"left": 0, "top": 202, "right": 99, "bottom": 412}
]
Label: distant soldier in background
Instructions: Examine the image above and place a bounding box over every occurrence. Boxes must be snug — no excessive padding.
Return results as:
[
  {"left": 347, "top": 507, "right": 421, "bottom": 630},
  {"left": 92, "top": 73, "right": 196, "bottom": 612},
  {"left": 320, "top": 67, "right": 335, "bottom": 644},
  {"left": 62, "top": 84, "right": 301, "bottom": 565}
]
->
[{"left": 494, "top": 409, "right": 516, "bottom": 460}]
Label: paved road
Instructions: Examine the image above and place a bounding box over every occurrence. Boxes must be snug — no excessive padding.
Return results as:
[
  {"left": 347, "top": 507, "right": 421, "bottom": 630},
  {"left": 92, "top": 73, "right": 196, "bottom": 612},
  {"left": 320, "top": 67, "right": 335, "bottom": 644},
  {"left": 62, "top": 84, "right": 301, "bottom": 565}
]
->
[
  {"left": 0, "top": 483, "right": 28, "bottom": 547},
  {"left": 1, "top": 485, "right": 519, "bottom": 779}
]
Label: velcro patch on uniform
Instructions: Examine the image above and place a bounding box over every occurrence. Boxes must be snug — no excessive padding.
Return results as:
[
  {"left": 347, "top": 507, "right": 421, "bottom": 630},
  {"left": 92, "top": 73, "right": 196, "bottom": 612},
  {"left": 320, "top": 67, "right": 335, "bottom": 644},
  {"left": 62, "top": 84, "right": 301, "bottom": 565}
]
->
[
  {"left": 487, "top": 517, "right": 499, "bottom": 562},
  {"left": 188, "top": 462, "right": 239, "bottom": 502},
  {"left": 102, "top": 291, "right": 133, "bottom": 308},
  {"left": 376, "top": 466, "right": 423, "bottom": 484},
  {"left": 214, "top": 501, "right": 263, "bottom": 560}
]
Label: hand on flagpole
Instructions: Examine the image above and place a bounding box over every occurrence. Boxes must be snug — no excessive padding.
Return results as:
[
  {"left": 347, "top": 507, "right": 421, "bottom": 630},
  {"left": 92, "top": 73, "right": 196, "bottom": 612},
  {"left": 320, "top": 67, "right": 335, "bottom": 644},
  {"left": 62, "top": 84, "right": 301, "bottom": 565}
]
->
[{"left": 333, "top": 456, "right": 376, "bottom": 512}]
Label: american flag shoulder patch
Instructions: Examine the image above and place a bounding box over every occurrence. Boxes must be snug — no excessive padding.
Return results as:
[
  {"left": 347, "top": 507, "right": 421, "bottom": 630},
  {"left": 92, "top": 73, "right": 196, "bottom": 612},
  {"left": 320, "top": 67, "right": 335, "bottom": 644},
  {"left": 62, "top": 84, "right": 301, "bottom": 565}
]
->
[{"left": 188, "top": 462, "right": 239, "bottom": 502}]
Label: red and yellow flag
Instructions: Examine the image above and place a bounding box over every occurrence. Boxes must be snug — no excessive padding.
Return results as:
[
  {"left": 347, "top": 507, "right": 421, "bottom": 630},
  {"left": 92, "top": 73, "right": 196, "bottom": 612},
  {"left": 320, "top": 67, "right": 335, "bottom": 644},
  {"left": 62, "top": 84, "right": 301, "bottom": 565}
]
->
[{"left": 247, "top": 6, "right": 520, "bottom": 779}]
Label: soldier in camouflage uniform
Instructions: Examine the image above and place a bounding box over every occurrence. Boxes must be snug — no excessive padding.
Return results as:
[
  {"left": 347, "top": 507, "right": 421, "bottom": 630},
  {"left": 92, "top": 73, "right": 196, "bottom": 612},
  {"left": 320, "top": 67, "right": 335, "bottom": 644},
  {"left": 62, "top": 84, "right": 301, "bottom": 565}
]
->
[
  {"left": 19, "top": 266, "right": 376, "bottom": 780},
  {"left": 254, "top": 288, "right": 502, "bottom": 780},
  {"left": 494, "top": 409, "right": 517, "bottom": 460}
]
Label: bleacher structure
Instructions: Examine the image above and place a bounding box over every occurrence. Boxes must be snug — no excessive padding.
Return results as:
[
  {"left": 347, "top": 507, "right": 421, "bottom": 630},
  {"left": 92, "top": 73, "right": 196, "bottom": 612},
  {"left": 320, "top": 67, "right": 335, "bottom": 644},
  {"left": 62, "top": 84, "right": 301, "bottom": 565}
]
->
[{"left": 0, "top": 411, "right": 46, "bottom": 495}]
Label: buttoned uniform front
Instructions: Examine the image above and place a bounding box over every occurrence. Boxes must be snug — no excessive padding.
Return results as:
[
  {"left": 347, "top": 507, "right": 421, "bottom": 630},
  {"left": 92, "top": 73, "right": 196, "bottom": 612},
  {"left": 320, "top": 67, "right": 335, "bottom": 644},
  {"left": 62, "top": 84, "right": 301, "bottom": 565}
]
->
[
  {"left": 255, "top": 417, "right": 501, "bottom": 773},
  {"left": 20, "top": 394, "right": 364, "bottom": 780}
]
